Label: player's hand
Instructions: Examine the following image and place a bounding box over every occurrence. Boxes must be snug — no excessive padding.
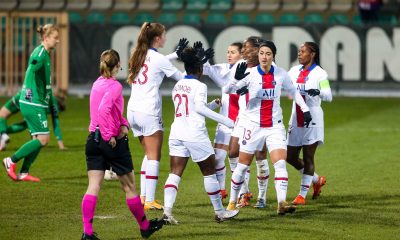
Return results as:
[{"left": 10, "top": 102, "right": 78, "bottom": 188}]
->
[
  {"left": 58, "top": 140, "right": 66, "bottom": 150},
  {"left": 202, "top": 48, "right": 214, "bottom": 63},
  {"left": 109, "top": 137, "right": 116, "bottom": 148},
  {"left": 236, "top": 86, "right": 249, "bottom": 95},
  {"left": 193, "top": 41, "right": 203, "bottom": 51},
  {"left": 235, "top": 62, "right": 249, "bottom": 80},
  {"left": 117, "top": 125, "right": 129, "bottom": 139},
  {"left": 305, "top": 89, "right": 320, "bottom": 97},
  {"left": 303, "top": 111, "right": 312, "bottom": 128},
  {"left": 214, "top": 98, "right": 221, "bottom": 106},
  {"left": 176, "top": 38, "right": 189, "bottom": 59}
]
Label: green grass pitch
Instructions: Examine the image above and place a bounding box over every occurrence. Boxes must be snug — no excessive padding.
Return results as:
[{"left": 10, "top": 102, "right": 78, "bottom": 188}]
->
[{"left": 1, "top": 96, "right": 399, "bottom": 240}]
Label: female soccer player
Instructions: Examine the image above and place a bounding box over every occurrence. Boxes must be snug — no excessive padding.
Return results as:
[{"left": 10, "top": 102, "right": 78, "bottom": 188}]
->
[
  {"left": 287, "top": 42, "right": 332, "bottom": 205},
  {"left": 162, "top": 45, "right": 239, "bottom": 224},
  {"left": 224, "top": 41, "right": 312, "bottom": 215},
  {"left": 228, "top": 37, "right": 270, "bottom": 209},
  {"left": 81, "top": 49, "right": 163, "bottom": 240},
  {"left": 202, "top": 42, "right": 243, "bottom": 199},
  {"left": 127, "top": 22, "right": 185, "bottom": 210},
  {"left": 3, "top": 24, "right": 60, "bottom": 182},
  {"left": 0, "top": 90, "right": 65, "bottom": 152}
]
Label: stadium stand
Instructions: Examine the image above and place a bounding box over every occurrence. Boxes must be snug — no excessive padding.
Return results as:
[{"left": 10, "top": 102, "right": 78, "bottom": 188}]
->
[
  {"left": 69, "top": 12, "right": 83, "bottom": 23},
  {"left": 205, "top": 12, "right": 228, "bottom": 25},
  {"left": 331, "top": 0, "right": 354, "bottom": 11},
  {"left": 328, "top": 13, "right": 349, "bottom": 24},
  {"left": 162, "top": 0, "right": 184, "bottom": 10},
  {"left": 258, "top": 0, "right": 281, "bottom": 11},
  {"left": 133, "top": 12, "right": 154, "bottom": 25},
  {"left": 186, "top": 0, "right": 208, "bottom": 11},
  {"left": 113, "top": 0, "right": 137, "bottom": 11},
  {"left": 303, "top": 13, "right": 325, "bottom": 24},
  {"left": 254, "top": 13, "right": 275, "bottom": 24},
  {"left": 231, "top": 13, "right": 251, "bottom": 24},
  {"left": 66, "top": 0, "right": 89, "bottom": 10},
  {"left": 0, "top": 0, "right": 17, "bottom": 11},
  {"left": 86, "top": 12, "right": 106, "bottom": 24},
  {"left": 110, "top": 12, "right": 131, "bottom": 24},
  {"left": 42, "top": 0, "right": 65, "bottom": 10},
  {"left": 137, "top": 0, "right": 160, "bottom": 10},
  {"left": 210, "top": 0, "right": 232, "bottom": 11},
  {"left": 233, "top": 0, "right": 256, "bottom": 11},
  {"left": 18, "top": 0, "right": 42, "bottom": 10},
  {"left": 90, "top": 0, "right": 113, "bottom": 11},
  {"left": 281, "top": 0, "right": 304, "bottom": 11},
  {"left": 157, "top": 12, "right": 178, "bottom": 25},
  {"left": 182, "top": 12, "right": 202, "bottom": 25},
  {"left": 306, "top": 0, "right": 329, "bottom": 11},
  {"left": 280, "top": 13, "right": 301, "bottom": 24}
]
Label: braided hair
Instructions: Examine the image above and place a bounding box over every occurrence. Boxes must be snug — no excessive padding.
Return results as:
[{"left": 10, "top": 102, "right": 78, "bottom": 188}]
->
[{"left": 304, "top": 42, "right": 320, "bottom": 66}]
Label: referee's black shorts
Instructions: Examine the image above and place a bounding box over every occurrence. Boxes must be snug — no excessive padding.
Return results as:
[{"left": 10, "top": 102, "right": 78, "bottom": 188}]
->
[{"left": 85, "top": 132, "right": 133, "bottom": 176}]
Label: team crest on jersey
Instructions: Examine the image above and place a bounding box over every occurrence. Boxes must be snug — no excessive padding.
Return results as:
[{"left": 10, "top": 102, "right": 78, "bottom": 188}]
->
[
  {"left": 242, "top": 140, "right": 247, "bottom": 145},
  {"left": 25, "top": 89, "right": 33, "bottom": 102}
]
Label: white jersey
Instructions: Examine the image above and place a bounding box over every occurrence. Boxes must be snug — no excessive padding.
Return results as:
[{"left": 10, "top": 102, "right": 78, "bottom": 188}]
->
[
  {"left": 288, "top": 64, "right": 332, "bottom": 128},
  {"left": 203, "top": 60, "right": 246, "bottom": 122},
  {"left": 127, "top": 49, "right": 181, "bottom": 117},
  {"left": 224, "top": 65, "right": 309, "bottom": 128},
  {"left": 169, "top": 76, "right": 233, "bottom": 142}
]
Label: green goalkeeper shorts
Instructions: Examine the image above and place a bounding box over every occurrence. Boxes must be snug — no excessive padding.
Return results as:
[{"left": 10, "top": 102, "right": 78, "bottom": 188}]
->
[{"left": 20, "top": 103, "right": 49, "bottom": 135}]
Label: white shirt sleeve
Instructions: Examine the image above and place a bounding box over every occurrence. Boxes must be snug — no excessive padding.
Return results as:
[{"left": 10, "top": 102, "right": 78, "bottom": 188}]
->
[
  {"left": 203, "top": 63, "right": 230, "bottom": 88},
  {"left": 159, "top": 55, "right": 183, "bottom": 81},
  {"left": 194, "top": 84, "right": 234, "bottom": 128},
  {"left": 165, "top": 52, "right": 179, "bottom": 61}
]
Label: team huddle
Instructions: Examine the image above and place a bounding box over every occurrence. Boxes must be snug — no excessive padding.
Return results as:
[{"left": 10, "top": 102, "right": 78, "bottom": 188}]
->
[{"left": 2, "top": 22, "right": 332, "bottom": 240}]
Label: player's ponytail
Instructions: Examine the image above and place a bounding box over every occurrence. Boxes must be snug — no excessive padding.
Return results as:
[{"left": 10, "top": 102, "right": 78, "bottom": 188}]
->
[
  {"left": 100, "top": 49, "right": 120, "bottom": 78},
  {"left": 127, "top": 22, "right": 165, "bottom": 84},
  {"left": 37, "top": 24, "right": 59, "bottom": 42}
]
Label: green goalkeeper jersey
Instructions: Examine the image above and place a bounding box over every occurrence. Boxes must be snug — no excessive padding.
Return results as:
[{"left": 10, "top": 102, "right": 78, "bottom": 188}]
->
[{"left": 19, "top": 44, "right": 52, "bottom": 108}]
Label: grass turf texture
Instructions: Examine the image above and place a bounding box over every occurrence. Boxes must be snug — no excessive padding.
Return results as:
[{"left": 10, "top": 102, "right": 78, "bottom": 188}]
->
[{"left": 0, "top": 96, "right": 399, "bottom": 240}]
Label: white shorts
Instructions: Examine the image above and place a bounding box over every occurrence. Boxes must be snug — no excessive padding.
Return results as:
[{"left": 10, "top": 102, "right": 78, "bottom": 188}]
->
[
  {"left": 240, "top": 126, "right": 287, "bottom": 154},
  {"left": 169, "top": 139, "right": 214, "bottom": 162},
  {"left": 231, "top": 117, "right": 245, "bottom": 138},
  {"left": 287, "top": 125, "right": 324, "bottom": 147},
  {"left": 214, "top": 123, "right": 232, "bottom": 145},
  {"left": 127, "top": 110, "right": 164, "bottom": 137}
]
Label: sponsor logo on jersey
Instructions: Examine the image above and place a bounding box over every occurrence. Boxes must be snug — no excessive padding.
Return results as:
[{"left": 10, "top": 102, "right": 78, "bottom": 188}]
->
[
  {"left": 258, "top": 88, "right": 275, "bottom": 100},
  {"left": 297, "top": 84, "right": 306, "bottom": 95}
]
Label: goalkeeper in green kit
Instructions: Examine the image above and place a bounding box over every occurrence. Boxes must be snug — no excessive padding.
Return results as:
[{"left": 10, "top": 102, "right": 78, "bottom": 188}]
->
[
  {"left": 0, "top": 90, "right": 66, "bottom": 151},
  {"left": 3, "top": 24, "right": 60, "bottom": 182}
]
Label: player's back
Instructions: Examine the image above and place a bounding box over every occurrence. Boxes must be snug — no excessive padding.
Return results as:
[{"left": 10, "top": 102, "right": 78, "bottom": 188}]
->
[
  {"left": 169, "top": 77, "right": 210, "bottom": 142},
  {"left": 128, "top": 49, "right": 177, "bottom": 117}
]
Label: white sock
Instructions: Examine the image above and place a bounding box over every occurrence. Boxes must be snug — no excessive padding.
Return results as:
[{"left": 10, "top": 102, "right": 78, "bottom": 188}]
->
[
  {"left": 145, "top": 160, "right": 159, "bottom": 202},
  {"left": 312, "top": 172, "right": 319, "bottom": 183},
  {"left": 239, "top": 168, "right": 250, "bottom": 196},
  {"left": 140, "top": 155, "right": 148, "bottom": 198},
  {"left": 229, "top": 163, "right": 248, "bottom": 203},
  {"left": 214, "top": 148, "right": 227, "bottom": 190},
  {"left": 228, "top": 156, "right": 238, "bottom": 172},
  {"left": 300, "top": 174, "right": 313, "bottom": 198},
  {"left": 274, "top": 160, "right": 288, "bottom": 204},
  {"left": 204, "top": 174, "right": 223, "bottom": 214},
  {"left": 164, "top": 174, "right": 181, "bottom": 215},
  {"left": 256, "top": 159, "right": 269, "bottom": 201},
  {"left": 300, "top": 168, "right": 320, "bottom": 184}
]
